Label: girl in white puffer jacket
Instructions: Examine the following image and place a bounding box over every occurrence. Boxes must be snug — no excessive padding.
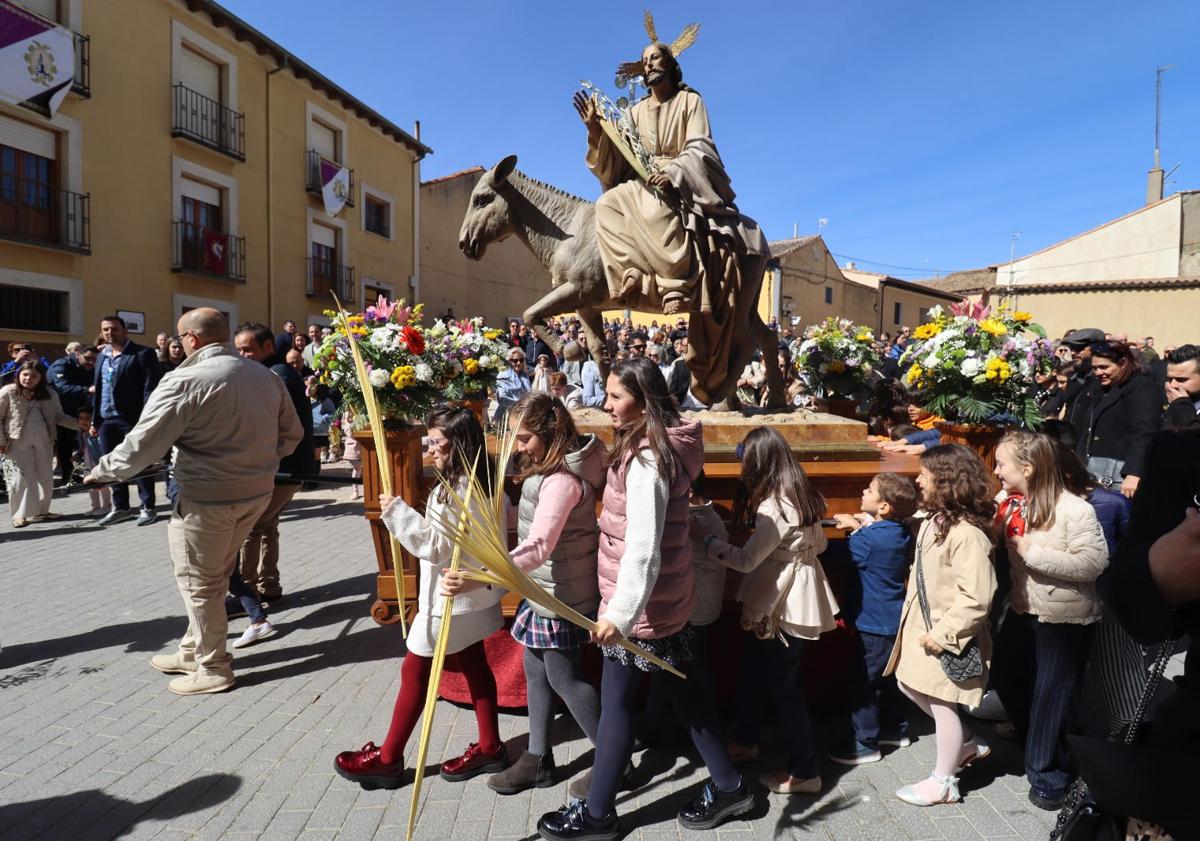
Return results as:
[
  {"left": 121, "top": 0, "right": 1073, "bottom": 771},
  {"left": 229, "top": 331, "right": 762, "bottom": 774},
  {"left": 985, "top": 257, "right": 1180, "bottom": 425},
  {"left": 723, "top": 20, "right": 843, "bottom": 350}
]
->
[{"left": 991, "top": 430, "right": 1109, "bottom": 810}]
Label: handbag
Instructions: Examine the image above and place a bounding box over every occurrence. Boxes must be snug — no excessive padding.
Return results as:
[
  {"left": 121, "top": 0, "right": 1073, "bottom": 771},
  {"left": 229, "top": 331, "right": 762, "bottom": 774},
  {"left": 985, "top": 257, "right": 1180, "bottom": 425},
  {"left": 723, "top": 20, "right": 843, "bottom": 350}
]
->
[
  {"left": 914, "top": 531, "right": 984, "bottom": 683},
  {"left": 1050, "top": 640, "right": 1176, "bottom": 841},
  {"left": 1086, "top": 456, "right": 1125, "bottom": 489}
]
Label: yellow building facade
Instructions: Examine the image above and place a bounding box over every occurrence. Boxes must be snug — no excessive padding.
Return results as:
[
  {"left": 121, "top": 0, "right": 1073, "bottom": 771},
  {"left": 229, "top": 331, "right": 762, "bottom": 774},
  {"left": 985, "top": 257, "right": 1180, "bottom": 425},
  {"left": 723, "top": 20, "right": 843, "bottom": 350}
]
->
[{"left": 0, "top": 0, "right": 427, "bottom": 355}]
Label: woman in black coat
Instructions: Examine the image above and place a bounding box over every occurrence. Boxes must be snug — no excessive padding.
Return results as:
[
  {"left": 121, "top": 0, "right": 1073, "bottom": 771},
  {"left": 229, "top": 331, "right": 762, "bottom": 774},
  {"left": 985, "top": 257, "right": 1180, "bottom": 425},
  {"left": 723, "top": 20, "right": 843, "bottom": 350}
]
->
[
  {"left": 1069, "top": 341, "right": 1162, "bottom": 498},
  {"left": 1077, "top": 429, "right": 1200, "bottom": 839}
]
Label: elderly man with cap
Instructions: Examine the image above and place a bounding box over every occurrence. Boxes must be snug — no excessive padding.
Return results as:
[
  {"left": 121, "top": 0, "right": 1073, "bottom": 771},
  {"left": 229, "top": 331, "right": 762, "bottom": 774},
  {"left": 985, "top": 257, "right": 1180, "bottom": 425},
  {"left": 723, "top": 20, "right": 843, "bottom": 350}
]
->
[{"left": 86, "top": 308, "right": 303, "bottom": 695}]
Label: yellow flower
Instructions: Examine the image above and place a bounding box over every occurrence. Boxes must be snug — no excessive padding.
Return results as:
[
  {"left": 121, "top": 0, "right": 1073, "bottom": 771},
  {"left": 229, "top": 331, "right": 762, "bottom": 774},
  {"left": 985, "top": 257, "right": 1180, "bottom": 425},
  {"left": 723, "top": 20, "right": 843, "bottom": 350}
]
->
[
  {"left": 390, "top": 365, "right": 416, "bottom": 390},
  {"left": 463, "top": 358, "right": 479, "bottom": 375},
  {"left": 906, "top": 364, "right": 923, "bottom": 384},
  {"left": 979, "top": 319, "right": 1007, "bottom": 336},
  {"left": 484, "top": 329, "right": 502, "bottom": 340},
  {"left": 855, "top": 331, "right": 872, "bottom": 342},
  {"left": 1012, "top": 311, "right": 1033, "bottom": 322},
  {"left": 984, "top": 357, "right": 1011, "bottom": 382},
  {"left": 913, "top": 323, "right": 941, "bottom": 340},
  {"left": 828, "top": 360, "right": 846, "bottom": 374}
]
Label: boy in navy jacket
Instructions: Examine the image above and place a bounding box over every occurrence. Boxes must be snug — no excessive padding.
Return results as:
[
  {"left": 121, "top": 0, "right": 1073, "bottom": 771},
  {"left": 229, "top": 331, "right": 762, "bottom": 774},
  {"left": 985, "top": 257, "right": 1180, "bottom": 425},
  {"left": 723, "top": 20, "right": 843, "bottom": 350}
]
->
[{"left": 829, "top": 473, "right": 918, "bottom": 764}]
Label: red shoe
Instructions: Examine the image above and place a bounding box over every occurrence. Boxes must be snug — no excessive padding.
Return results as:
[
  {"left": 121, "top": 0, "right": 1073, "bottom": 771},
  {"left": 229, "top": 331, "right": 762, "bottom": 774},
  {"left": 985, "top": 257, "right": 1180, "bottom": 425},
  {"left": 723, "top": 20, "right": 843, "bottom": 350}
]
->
[
  {"left": 440, "top": 741, "right": 508, "bottom": 782},
  {"left": 334, "top": 742, "right": 405, "bottom": 790}
]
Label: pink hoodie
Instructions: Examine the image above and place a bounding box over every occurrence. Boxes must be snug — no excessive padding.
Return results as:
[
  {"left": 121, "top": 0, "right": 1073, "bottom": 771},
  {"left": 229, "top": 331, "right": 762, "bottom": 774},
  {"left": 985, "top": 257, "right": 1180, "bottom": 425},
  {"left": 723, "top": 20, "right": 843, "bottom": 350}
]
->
[{"left": 596, "top": 419, "right": 704, "bottom": 639}]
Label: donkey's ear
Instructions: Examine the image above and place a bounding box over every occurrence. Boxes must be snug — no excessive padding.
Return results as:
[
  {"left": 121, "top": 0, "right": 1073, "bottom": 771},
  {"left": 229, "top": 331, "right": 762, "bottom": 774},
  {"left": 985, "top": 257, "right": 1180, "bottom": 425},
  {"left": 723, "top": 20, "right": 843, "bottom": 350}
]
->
[{"left": 492, "top": 155, "right": 518, "bottom": 185}]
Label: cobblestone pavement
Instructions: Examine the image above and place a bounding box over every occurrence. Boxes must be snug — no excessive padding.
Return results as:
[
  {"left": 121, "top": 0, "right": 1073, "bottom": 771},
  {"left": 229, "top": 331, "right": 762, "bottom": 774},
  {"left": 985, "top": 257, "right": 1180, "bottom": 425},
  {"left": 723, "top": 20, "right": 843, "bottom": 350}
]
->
[{"left": 1, "top": 479, "right": 1059, "bottom": 841}]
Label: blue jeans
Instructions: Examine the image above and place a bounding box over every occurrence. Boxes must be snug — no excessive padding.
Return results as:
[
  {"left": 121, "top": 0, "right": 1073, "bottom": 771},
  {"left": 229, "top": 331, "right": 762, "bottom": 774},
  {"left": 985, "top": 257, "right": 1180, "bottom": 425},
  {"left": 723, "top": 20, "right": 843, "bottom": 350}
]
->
[
  {"left": 97, "top": 418, "right": 156, "bottom": 511},
  {"left": 847, "top": 630, "right": 908, "bottom": 749},
  {"left": 732, "top": 634, "right": 819, "bottom": 779},
  {"left": 229, "top": 570, "right": 266, "bottom": 624}
]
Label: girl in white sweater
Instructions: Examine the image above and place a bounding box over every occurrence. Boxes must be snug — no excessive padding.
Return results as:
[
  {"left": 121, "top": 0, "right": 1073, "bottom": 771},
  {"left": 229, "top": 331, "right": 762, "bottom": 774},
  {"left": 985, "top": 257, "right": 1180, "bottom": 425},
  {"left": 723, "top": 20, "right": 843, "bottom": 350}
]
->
[
  {"left": 991, "top": 431, "right": 1110, "bottom": 810},
  {"left": 333, "top": 406, "right": 506, "bottom": 790}
]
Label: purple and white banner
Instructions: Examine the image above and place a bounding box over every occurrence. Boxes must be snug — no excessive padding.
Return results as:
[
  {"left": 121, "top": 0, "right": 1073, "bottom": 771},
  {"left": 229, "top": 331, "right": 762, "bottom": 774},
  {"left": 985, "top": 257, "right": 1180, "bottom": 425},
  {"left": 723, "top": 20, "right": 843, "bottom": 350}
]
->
[
  {"left": 320, "top": 157, "right": 351, "bottom": 217},
  {"left": 0, "top": 0, "right": 75, "bottom": 115}
]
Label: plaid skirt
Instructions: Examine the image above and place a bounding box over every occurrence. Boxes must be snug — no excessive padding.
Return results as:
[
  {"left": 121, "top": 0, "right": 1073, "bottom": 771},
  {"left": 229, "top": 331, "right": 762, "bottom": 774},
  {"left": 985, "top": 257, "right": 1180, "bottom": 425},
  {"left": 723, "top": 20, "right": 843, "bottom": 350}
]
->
[
  {"left": 510, "top": 599, "right": 592, "bottom": 650},
  {"left": 601, "top": 624, "right": 696, "bottom": 673}
]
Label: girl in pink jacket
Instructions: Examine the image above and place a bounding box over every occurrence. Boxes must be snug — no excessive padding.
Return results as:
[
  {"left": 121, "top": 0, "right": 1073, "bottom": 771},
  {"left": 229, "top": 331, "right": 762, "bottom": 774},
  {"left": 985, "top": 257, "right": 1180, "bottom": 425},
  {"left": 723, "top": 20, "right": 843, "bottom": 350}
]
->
[{"left": 537, "top": 358, "right": 753, "bottom": 841}]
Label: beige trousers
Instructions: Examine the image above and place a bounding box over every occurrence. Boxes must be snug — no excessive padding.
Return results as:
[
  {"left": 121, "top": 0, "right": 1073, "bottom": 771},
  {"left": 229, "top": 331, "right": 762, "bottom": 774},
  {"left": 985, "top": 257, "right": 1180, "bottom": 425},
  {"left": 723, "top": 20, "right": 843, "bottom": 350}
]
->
[
  {"left": 238, "top": 483, "right": 299, "bottom": 597},
  {"left": 168, "top": 493, "right": 272, "bottom": 677}
]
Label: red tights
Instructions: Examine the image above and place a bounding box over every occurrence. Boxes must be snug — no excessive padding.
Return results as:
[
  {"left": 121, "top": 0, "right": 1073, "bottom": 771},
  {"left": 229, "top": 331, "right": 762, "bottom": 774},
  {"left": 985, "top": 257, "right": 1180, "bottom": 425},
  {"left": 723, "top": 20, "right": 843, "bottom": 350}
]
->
[{"left": 378, "top": 640, "right": 500, "bottom": 765}]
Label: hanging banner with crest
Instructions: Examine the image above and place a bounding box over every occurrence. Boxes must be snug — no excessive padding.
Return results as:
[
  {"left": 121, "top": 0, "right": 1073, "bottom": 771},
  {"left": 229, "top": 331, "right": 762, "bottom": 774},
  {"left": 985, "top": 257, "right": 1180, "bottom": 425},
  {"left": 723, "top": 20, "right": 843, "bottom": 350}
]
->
[
  {"left": 319, "top": 157, "right": 351, "bottom": 217},
  {"left": 0, "top": 0, "right": 74, "bottom": 115}
]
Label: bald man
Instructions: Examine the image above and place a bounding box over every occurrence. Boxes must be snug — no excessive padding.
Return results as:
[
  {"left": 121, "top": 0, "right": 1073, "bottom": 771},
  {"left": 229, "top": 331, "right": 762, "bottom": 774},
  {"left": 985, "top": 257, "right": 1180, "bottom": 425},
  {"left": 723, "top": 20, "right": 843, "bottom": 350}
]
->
[{"left": 87, "top": 308, "right": 304, "bottom": 695}]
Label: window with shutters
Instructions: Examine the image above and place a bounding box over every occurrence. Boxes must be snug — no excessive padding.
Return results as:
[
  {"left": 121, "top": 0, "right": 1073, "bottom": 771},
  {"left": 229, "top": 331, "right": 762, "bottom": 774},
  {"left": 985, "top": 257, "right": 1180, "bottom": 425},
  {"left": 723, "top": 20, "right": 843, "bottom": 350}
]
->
[
  {"left": 893, "top": 301, "right": 903, "bottom": 326},
  {"left": 305, "top": 116, "right": 354, "bottom": 206},
  {"left": 364, "top": 195, "right": 390, "bottom": 238},
  {"left": 170, "top": 165, "right": 244, "bottom": 281},
  {"left": 171, "top": 31, "right": 244, "bottom": 160},
  {"left": 179, "top": 182, "right": 222, "bottom": 273},
  {"left": 0, "top": 120, "right": 89, "bottom": 254},
  {"left": 824, "top": 286, "right": 833, "bottom": 305}
]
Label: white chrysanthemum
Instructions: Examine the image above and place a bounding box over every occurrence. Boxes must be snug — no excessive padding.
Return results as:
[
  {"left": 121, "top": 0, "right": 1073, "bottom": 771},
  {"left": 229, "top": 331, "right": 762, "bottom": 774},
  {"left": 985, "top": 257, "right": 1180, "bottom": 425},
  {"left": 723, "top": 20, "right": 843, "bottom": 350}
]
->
[
  {"left": 367, "top": 326, "right": 396, "bottom": 350},
  {"left": 960, "top": 357, "right": 982, "bottom": 377},
  {"left": 428, "top": 321, "right": 447, "bottom": 339},
  {"left": 415, "top": 363, "right": 433, "bottom": 382},
  {"left": 368, "top": 368, "right": 390, "bottom": 388},
  {"left": 479, "top": 354, "right": 495, "bottom": 369}
]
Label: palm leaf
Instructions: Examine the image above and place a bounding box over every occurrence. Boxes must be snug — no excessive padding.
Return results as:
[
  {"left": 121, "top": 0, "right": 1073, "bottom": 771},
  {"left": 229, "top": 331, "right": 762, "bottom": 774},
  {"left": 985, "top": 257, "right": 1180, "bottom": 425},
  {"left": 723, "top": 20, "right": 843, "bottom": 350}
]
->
[
  {"left": 404, "top": 455, "right": 480, "bottom": 841},
  {"left": 642, "top": 9, "right": 657, "bottom": 42},
  {"left": 333, "top": 294, "right": 407, "bottom": 638}
]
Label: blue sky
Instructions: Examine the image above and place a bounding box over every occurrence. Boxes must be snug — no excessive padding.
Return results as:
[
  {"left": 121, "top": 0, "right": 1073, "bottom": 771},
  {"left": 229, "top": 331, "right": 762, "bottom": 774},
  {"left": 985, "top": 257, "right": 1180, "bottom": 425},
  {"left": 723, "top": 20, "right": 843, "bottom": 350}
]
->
[{"left": 223, "top": 0, "right": 1199, "bottom": 278}]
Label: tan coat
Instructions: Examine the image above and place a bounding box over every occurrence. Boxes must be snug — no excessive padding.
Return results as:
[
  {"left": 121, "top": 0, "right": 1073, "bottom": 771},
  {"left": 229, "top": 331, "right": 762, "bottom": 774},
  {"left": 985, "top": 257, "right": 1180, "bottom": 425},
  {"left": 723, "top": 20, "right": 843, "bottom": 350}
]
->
[
  {"left": 885, "top": 518, "right": 997, "bottom": 706},
  {"left": 1003, "top": 491, "right": 1110, "bottom": 624},
  {"left": 706, "top": 495, "right": 839, "bottom": 641},
  {"left": 0, "top": 384, "right": 73, "bottom": 449}
]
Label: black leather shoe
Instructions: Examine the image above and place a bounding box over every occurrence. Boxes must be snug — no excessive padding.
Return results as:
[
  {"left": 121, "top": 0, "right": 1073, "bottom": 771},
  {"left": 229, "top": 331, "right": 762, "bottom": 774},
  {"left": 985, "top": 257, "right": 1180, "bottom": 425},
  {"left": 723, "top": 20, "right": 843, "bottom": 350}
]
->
[
  {"left": 678, "top": 779, "right": 754, "bottom": 831},
  {"left": 537, "top": 800, "right": 619, "bottom": 841},
  {"left": 1028, "top": 788, "right": 1065, "bottom": 811}
]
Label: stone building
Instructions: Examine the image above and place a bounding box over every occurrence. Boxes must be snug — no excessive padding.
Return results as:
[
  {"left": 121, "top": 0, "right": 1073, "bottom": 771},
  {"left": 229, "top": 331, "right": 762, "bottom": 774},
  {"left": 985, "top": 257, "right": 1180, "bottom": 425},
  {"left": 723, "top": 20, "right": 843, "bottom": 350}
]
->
[{"left": 0, "top": 0, "right": 428, "bottom": 353}]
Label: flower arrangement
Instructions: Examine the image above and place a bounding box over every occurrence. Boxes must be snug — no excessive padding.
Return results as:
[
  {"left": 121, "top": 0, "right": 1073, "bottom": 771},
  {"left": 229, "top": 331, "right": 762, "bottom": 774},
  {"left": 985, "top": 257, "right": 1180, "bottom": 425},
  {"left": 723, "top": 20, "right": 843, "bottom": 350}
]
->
[
  {"left": 313, "top": 296, "right": 511, "bottom": 424},
  {"left": 794, "top": 316, "right": 880, "bottom": 399},
  {"left": 900, "top": 302, "right": 1054, "bottom": 428}
]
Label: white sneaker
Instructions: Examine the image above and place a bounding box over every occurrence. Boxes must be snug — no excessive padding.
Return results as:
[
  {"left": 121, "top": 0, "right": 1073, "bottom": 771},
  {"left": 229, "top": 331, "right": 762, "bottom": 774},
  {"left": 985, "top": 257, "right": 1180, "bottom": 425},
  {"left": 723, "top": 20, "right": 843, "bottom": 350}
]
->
[
  {"left": 85, "top": 507, "right": 107, "bottom": 517},
  {"left": 234, "top": 621, "right": 277, "bottom": 648}
]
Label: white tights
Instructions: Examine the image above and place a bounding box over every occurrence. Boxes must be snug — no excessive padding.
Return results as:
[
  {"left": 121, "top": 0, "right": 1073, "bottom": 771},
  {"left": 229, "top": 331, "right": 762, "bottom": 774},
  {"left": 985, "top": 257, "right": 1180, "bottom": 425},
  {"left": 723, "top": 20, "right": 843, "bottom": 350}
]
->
[{"left": 899, "top": 681, "right": 970, "bottom": 778}]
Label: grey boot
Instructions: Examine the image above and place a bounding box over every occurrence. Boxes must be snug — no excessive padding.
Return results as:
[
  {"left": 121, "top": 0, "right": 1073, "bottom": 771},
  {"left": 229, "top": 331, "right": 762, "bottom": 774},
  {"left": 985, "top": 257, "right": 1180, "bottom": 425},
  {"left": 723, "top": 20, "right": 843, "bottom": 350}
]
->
[{"left": 487, "top": 750, "right": 555, "bottom": 795}]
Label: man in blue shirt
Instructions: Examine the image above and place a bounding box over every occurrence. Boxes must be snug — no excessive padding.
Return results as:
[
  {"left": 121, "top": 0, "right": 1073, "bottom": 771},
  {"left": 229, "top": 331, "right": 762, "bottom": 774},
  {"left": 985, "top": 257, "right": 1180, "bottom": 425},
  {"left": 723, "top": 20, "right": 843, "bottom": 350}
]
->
[
  {"left": 92, "top": 315, "right": 162, "bottom": 526},
  {"left": 494, "top": 347, "right": 531, "bottom": 424}
]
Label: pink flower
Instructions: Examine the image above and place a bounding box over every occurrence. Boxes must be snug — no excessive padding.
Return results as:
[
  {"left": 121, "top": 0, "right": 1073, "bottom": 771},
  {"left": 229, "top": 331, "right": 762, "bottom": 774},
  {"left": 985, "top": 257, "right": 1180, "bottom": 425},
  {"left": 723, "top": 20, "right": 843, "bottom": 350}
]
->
[{"left": 374, "top": 295, "right": 396, "bottom": 320}]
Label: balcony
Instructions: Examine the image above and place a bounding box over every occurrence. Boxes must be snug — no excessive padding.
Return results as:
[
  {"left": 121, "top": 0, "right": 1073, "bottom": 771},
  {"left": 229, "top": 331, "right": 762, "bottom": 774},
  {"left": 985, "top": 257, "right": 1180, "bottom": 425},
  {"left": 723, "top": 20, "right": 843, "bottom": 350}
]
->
[
  {"left": 72, "top": 32, "right": 90, "bottom": 98},
  {"left": 171, "top": 84, "right": 245, "bottom": 161},
  {"left": 0, "top": 182, "right": 90, "bottom": 254},
  {"left": 306, "top": 256, "right": 354, "bottom": 304},
  {"left": 305, "top": 150, "right": 354, "bottom": 207},
  {"left": 171, "top": 221, "right": 246, "bottom": 282}
]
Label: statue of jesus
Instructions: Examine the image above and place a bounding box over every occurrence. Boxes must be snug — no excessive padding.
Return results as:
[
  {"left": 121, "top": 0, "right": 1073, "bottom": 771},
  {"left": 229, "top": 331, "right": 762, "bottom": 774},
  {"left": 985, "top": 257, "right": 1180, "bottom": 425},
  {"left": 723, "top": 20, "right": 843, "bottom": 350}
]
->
[{"left": 573, "top": 38, "right": 767, "bottom": 322}]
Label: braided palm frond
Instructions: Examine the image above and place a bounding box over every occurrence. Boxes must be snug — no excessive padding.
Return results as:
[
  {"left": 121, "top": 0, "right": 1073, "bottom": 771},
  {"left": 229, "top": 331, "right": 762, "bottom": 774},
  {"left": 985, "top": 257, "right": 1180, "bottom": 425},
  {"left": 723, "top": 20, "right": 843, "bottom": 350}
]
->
[
  {"left": 671, "top": 22, "right": 700, "bottom": 56},
  {"left": 643, "top": 9, "right": 657, "bottom": 42}
]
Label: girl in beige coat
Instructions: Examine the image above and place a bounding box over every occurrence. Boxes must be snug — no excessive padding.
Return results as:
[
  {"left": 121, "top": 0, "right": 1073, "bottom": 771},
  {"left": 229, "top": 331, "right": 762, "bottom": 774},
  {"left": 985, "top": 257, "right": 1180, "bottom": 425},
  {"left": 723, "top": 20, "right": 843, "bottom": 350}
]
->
[
  {"left": 991, "top": 431, "right": 1110, "bottom": 808},
  {"left": 0, "top": 361, "right": 75, "bottom": 527},
  {"left": 699, "top": 427, "right": 839, "bottom": 795},
  {"left": 885, "top": 444, "right": 998, "bottom": 807}
]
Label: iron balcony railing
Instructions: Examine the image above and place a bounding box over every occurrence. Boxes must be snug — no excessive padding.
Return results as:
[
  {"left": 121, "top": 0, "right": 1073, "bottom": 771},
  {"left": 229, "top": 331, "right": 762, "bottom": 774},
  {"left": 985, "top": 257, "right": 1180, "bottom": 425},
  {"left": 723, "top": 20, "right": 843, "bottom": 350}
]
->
[
  {"left": 171, "top": 221, "right": 246, "bottom": 282},
  {"left": 171, "top": 83, "right": 245, "bottom": 161},
  {"left": 72, "top": 32, "right": 90, "bottom": 98},
  {"left": 306, "top": 256, "right": 354, "bottom": 303},
  {"left": 0, "top": 180, "right": 90, "bottom": 253},
  {"left": 305, "top": 150, "right": 354, "bottom": 207}
]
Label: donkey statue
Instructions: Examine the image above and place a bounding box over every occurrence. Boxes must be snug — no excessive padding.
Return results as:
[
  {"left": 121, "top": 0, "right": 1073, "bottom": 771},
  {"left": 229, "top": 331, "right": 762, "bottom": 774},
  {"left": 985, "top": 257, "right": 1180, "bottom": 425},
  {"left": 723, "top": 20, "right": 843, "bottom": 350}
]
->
[{"left": 458, "top": 155, "right": 785, "bottom": 409}]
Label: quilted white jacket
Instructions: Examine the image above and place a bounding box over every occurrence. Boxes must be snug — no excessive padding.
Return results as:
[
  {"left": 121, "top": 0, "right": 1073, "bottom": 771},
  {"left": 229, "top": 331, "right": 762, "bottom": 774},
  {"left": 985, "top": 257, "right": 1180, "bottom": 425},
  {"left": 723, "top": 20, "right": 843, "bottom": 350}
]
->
[{"left": 1006, "top": 491, "right": 1110, "bottom": 624}]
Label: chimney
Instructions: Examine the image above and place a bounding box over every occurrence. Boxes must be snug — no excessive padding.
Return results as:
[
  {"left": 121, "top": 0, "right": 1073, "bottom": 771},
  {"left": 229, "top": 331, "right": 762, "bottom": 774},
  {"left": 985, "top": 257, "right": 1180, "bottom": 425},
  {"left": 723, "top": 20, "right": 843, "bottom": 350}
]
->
[
  {"left": 1146, "top": 150, "right": 1164, "bottom": 205},
  {"left": 845, "top": 261, "right": 856, "bottom": 270}
]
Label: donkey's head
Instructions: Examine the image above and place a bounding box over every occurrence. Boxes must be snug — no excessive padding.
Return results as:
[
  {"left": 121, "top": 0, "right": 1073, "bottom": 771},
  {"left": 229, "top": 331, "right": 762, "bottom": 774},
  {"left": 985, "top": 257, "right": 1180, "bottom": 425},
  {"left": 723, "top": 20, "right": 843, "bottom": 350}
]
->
[{"left": 459, "top": 155, "right": 520, "bottom": 261}]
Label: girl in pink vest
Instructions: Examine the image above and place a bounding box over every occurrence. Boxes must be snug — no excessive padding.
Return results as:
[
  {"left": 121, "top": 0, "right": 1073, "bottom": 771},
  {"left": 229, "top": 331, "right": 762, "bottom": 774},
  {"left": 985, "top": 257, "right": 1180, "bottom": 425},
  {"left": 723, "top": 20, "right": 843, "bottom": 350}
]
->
[
  {"left": 698, "top": 426, "right": 839, "bottom": 795},
  {"left": 334, "top": 407, "right": 507, "bottom": 790},
  {"left": 537, "top": 358, "right": 753, "bottom": 841},
  {"left": 476, "top": 391, "right": 606, "bottom": 795}
]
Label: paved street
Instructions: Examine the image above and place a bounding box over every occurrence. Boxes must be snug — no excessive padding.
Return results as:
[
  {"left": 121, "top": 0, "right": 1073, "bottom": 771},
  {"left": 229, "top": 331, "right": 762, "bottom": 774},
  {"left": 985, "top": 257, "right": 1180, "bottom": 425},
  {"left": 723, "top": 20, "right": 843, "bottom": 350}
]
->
[{"left": 1, "top": 478, "right": 1058, "bottom": 841}]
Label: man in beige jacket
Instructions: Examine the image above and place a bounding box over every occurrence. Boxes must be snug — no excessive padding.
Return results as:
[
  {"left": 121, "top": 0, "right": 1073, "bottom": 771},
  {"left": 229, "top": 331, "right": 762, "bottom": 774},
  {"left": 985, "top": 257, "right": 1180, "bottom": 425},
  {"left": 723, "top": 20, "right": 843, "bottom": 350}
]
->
[{"left": 86, "top": 308, "right": 303, "bottom": 695}]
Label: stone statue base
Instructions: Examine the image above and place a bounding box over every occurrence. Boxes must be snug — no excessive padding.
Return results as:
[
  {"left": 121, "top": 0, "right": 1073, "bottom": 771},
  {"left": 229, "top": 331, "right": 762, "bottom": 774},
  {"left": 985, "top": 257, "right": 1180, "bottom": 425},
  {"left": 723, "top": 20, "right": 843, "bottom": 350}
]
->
[{"left": 570, "top": 407, "right": 879, "bottom": 462}]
